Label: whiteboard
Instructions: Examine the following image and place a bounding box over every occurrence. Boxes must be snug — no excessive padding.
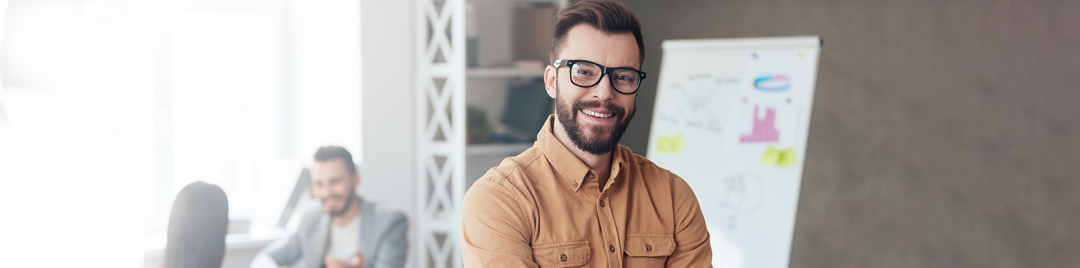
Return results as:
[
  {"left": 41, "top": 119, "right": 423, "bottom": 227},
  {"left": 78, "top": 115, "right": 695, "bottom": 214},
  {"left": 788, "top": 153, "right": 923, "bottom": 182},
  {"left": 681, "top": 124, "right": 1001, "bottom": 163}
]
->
[{"left": 646, "top": 36, "right": 820, "bottom": 268}]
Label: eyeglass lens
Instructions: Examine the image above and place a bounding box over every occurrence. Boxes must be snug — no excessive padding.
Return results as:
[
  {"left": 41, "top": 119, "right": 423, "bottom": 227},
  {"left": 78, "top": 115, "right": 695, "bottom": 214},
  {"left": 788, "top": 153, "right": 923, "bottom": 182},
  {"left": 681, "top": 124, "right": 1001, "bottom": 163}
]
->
[{"left": 570, "top": 61, "right": 640, "bottom": 93}]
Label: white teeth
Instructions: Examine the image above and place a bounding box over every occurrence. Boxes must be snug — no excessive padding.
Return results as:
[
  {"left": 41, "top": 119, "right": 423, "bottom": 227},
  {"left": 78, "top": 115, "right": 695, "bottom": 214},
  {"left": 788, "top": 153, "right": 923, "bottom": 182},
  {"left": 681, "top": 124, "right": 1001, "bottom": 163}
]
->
[{"left": 581, "top": 109, "right": 613, "bottom": 118}]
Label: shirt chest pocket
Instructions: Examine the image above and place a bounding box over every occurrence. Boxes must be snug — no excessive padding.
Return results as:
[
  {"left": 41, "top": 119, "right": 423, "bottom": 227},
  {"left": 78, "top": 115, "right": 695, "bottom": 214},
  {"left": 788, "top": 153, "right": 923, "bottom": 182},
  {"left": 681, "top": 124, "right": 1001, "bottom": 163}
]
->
[
  {"left": 623, "top": 234, "right": 675, "bottom": 267},
  {"left": 532, "top": 241, "right": 590, "bottom": 267}
]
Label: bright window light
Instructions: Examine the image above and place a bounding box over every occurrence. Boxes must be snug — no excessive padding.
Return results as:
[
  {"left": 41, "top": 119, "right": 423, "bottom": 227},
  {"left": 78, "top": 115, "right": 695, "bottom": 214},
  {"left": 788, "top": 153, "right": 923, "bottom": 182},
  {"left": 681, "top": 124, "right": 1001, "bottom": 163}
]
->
[{"left": 166, "top": 11, "right": 279, "bottom": 230}]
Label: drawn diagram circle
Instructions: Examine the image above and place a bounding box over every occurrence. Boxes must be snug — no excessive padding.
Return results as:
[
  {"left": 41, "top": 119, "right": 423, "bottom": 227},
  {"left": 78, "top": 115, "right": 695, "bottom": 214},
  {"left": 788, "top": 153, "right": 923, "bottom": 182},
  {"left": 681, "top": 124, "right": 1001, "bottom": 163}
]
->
[{"left": 717, "top": 173, "right": 765, "bottom": 214}]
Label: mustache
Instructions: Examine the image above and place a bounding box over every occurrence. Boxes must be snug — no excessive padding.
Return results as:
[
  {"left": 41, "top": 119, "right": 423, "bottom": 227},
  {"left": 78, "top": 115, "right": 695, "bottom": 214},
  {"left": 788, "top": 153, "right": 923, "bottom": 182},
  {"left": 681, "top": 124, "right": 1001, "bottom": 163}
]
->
[{"left": 321, "top": 195, "right": 345, "bottom": 202}]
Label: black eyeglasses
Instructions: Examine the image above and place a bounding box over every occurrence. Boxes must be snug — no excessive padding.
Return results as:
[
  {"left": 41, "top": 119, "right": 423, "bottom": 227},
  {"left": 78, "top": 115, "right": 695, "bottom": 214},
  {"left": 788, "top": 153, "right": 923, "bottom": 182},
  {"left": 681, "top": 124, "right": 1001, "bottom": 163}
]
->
[{"left": 553, "top": 59, "right": 647, "bottom": 95}]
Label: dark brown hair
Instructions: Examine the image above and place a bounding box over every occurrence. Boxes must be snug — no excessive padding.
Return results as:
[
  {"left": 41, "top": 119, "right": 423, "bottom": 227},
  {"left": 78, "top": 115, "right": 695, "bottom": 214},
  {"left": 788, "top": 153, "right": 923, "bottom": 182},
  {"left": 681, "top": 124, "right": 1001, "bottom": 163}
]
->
[
  {"left": 314, "top": 146, "right": 357, "bottom": 175},
  {"left": 163, "top": 182, "right": 229, "bottom": 268},
  {"left": 550, "top": 0, "right": 644, "bottom": 65}
]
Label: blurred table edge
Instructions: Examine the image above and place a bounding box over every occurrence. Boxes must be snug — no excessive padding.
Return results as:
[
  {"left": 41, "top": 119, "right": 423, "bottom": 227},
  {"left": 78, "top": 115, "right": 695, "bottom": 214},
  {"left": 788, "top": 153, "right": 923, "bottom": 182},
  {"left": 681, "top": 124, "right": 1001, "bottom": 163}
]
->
[{"left": 143, "top": 225, "right": 286, "bottom": 259}]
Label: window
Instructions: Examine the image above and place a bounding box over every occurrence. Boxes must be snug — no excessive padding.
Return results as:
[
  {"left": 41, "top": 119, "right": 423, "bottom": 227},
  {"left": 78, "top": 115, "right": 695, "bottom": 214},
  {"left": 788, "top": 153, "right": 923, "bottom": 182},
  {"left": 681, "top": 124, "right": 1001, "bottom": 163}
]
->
[
  {"left": 152, "top": 11, "right": 282, "bottom": 232},
  {"left": 0, "top": 0, "right": 363, "bottom": 264},
  {"left": 144, "top": 0, "right": 363, "bottom": 234}
]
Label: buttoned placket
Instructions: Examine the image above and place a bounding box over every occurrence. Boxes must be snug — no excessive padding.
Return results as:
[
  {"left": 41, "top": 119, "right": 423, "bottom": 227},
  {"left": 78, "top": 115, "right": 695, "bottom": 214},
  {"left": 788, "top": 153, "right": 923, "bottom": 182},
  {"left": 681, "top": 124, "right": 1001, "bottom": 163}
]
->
[{"left": 590, "top": 169, "right": 622, "bottom": 268}]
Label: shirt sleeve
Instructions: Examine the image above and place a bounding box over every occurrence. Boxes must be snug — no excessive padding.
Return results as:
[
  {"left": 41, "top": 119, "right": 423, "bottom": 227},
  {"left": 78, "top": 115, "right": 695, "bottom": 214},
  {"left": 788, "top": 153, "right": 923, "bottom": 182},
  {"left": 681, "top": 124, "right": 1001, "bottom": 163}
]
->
[
  {"left": 460, "top": 178, "right": 538, "bottom": 268},
  {"left": 255, "top": 229, "right": 303, "bottom": 267},
  {"left": 666, "top": 173, "right": 713, "bottom": 267}
]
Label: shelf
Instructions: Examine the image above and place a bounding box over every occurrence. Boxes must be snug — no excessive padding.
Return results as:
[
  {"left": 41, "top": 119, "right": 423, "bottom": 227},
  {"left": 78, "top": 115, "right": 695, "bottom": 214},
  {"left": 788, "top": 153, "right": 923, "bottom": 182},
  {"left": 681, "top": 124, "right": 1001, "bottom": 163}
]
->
[
  {"left": 466, "top": 143, "right": 533, "bottom": 156},
  {"left": 467, "top": 66, "right": 545, "bottom": 78}
]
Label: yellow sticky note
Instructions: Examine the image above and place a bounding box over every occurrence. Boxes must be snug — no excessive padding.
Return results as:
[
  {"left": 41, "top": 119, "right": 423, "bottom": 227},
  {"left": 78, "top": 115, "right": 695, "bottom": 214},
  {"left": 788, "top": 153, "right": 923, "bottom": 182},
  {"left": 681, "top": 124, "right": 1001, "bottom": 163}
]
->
[
  {"left": 761, "top": 145, "right": 797, "bottom": 167},
  {"left": 761, "top": 146, "right": 782, "bottom": 164},
  {"left": 656, "top": 133, "right": 685, "bottom": 153},
  {"left": 778, "top": 147, "right": 797, "bottom": 167}
]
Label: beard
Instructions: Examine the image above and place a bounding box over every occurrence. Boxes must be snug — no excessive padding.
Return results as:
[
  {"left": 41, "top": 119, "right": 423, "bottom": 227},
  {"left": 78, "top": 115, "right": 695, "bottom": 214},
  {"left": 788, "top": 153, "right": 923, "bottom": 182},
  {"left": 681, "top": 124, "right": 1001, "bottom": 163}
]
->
[
  {"left": 555, "top": 86, "right": 635, "bottom": 155},
  {"left": 325, "top": 192, "right": 355, "bottom": 217}
]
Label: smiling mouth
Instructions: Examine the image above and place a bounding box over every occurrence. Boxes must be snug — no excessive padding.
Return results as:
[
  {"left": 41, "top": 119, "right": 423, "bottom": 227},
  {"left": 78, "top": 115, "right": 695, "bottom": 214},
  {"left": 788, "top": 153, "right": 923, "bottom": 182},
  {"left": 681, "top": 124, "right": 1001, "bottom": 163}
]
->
[{"left": 581, "top": 109, "right": 614, "bottom": 118}]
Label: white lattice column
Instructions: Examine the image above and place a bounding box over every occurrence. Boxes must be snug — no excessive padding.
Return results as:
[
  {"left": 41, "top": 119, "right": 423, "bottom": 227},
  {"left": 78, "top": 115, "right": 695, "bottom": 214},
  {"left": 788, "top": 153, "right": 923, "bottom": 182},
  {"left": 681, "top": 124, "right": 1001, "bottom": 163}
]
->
[{"left": 415, "top": 0, "right": 465, "bottom": 268}]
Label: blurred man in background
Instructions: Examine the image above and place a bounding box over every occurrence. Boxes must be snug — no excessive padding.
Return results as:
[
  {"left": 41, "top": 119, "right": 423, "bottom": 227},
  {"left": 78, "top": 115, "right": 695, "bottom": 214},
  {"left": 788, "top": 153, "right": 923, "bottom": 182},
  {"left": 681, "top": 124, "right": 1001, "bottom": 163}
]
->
[{"left": 252, "top": 146, "right": 407, "bottom": 268}]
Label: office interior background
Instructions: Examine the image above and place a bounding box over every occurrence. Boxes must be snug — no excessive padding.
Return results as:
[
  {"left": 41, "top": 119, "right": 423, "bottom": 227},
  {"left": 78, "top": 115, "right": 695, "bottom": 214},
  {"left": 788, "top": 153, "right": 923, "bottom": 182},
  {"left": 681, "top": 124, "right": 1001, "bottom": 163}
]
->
[{"left": 0, "top": 0, "right": 1076, "bottom": 267}]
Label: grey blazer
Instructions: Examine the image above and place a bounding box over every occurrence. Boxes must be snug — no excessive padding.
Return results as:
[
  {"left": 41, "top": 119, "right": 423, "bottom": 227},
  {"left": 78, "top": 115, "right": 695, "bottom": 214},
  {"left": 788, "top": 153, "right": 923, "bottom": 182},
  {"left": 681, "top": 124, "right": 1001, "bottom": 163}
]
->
[{"left": 259, "top": 196, "right": 408, "bottom": 268}]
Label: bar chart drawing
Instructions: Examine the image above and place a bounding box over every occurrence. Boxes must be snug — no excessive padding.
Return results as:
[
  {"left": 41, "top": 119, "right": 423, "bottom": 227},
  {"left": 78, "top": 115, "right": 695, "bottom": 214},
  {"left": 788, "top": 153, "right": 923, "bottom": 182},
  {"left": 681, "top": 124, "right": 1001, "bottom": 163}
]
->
[{"left": 739, "top": 105, "right": 780, "bottom": 143}]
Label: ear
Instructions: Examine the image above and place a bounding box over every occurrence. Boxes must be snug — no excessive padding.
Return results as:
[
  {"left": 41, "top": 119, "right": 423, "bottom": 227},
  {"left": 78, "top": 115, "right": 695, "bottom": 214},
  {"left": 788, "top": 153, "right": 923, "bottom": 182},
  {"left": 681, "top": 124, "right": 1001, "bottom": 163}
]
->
[
  {"left": 352, "top": 170, "right": 361, "bottom": 186},
  {"left": 544, "top": 65, "right": 558, "bottom": 99}
]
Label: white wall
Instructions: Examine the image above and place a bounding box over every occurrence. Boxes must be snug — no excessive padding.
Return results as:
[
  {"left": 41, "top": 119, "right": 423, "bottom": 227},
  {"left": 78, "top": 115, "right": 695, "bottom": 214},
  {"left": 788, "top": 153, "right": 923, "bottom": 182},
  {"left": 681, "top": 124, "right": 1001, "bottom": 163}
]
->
[
  {"left": 289, "top": 0, "right": 363, "bottom": 159},
  {"left": 357, "top": 0, "right": 416, "bottom": 266}
]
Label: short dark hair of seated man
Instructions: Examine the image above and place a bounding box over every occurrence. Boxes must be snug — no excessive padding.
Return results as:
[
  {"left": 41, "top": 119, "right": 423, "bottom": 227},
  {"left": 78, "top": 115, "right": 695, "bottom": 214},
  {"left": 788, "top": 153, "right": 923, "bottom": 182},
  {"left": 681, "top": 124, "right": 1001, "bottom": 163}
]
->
[
  {"left": 251, "top": 146, "right": 409, "bottom": 268},
  {"left": 164, "top": 181, "right": 229, "bottom": 268}
]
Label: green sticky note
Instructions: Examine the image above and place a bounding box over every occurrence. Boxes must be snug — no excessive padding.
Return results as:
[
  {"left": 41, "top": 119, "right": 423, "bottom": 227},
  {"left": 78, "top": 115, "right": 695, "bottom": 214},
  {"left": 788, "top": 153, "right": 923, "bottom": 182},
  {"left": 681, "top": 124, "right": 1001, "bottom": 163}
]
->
[
  {"left": 761, "top": 145, "right": 797, "bottom": 167},
  {"left": 656, "top": 133, "right": 685, "bottom": 153}
]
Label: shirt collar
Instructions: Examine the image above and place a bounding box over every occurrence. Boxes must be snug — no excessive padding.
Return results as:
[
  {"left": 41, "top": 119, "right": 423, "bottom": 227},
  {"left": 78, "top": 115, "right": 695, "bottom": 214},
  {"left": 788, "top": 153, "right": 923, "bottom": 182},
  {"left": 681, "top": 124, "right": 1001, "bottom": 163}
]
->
[{"left": 537, "top": 115, "right": 627, "bottom": 192}]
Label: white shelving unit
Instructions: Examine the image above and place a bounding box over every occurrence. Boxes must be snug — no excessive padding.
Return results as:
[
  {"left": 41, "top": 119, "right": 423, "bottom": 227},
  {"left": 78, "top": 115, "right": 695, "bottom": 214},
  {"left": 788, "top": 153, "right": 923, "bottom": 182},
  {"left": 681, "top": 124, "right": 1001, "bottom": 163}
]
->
[
  {"left": 460, "top": 0, "right": 562, "bottom": 202},
  {"left": 415, "top": 1, "right": 465, "bottom": 268},
  {"left": 415, "top": 1, "right": 560, "bottom": 268}
]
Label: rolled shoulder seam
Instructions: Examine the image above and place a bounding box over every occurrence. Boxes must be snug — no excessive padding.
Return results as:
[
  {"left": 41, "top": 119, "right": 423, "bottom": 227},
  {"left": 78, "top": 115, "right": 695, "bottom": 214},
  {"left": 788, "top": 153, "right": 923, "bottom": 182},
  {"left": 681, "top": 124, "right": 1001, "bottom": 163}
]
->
[{"left": 472, "top": 166, "right": 534, "bottom": 235}]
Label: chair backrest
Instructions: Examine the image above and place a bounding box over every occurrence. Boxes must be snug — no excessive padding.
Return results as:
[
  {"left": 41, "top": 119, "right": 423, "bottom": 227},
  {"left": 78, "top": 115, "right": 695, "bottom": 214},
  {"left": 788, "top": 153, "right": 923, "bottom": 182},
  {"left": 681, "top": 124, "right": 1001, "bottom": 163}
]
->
[
  {"left": 163, "top": 181, "right": 229, "bottom": 268},
  {"left": 279, "top": 168, "right": 311, "bottom": 228}
]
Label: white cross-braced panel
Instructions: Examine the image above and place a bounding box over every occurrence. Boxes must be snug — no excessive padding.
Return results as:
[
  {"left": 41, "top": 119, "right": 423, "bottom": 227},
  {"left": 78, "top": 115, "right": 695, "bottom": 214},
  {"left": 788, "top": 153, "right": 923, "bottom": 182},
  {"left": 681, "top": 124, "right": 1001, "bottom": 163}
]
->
[
  {"left": 423, "top": 75, "right": 455, "bottom": 143},
  {"left": 417, "top": 0, "right": 464, "bottom": 267},
  {"left": 423, "top": 0, "right": 455, "bottom": 66},
  {"left": 425, "top": 231, "right": 454, "bottom": 268},
  {"left": 424, "top": 153, "right": 454, "bottom": 220}
]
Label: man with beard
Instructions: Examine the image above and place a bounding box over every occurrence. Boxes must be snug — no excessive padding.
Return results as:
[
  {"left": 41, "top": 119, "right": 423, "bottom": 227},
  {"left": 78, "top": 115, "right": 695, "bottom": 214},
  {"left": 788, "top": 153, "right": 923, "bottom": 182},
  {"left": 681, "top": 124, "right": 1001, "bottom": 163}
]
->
[
  {"left": 460, "top": 0, "right": 712, "bottom": 267},
  {"left": 252, "top": 146, "right": 407, "bottom": 268}
]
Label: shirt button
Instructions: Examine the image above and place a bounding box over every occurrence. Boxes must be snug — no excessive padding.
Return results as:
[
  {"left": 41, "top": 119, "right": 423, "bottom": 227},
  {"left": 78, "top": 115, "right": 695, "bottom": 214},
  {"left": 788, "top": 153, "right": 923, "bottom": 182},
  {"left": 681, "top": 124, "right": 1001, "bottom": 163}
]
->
[
  {"left": 646, "top": 245, "right": 652, "bottom": 251},
  {"left": 571, "top": 182, "right": 578, "bottom": 188},
  {"left": 599, "top": 200, "right": 605, "bottom": 207},
  {"left": 560, "top": 254, "right": 567, "bottom": 261},
  {"left": 587, "top": 174, "right": 594, "bottom": 179},
  {"left": 609, "top": 245, "right": 616, "bottom": 252}
]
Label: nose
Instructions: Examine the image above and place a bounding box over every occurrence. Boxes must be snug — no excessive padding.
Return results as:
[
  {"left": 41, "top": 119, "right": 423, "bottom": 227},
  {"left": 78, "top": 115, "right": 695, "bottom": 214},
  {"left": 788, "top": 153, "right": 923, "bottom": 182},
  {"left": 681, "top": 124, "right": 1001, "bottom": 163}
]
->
[
  {"left": 313, "top": 184, "right": 329, "bottom": 198},
  {"left": 589, "top": 74, "right": 615, "bottom": 101}
]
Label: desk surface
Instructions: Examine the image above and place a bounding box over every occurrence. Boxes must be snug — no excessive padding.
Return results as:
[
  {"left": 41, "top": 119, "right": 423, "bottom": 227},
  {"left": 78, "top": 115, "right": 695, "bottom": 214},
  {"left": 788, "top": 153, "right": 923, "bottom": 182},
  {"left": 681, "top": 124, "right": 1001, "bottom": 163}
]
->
[{"left": 143, "top": 226, "right": 285, "bottom": 259}]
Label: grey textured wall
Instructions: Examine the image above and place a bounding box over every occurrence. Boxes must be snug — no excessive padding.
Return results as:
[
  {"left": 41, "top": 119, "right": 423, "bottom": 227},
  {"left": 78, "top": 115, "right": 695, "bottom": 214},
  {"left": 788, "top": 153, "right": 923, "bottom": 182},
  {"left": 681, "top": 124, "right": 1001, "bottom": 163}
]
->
[{"left": 617, "top": 0, "right": 1080, "bottom": 267}]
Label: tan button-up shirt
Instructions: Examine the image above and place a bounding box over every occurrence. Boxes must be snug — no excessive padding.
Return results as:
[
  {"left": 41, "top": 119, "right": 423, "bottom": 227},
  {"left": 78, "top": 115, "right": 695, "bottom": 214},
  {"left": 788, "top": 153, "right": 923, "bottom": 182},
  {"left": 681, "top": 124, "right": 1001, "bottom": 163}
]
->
[{"left": 461, "top": 115, "right": 712, "bottom": 267}]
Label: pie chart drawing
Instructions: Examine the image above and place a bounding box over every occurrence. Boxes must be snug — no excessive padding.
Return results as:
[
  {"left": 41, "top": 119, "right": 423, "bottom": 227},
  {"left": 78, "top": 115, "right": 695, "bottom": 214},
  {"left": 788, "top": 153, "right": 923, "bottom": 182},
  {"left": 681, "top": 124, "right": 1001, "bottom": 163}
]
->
[{"left": 718, "top": 173, "right": 765, "bottom": 214}]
